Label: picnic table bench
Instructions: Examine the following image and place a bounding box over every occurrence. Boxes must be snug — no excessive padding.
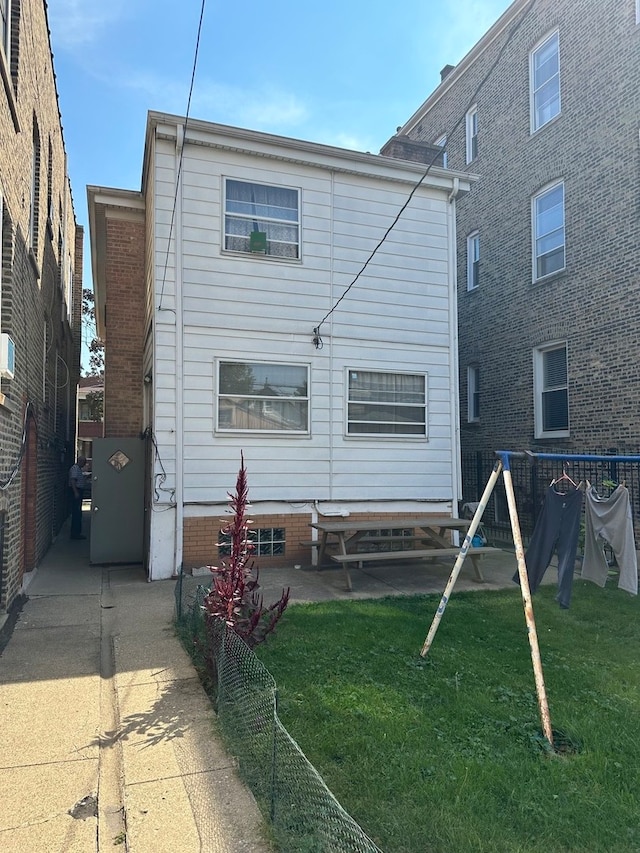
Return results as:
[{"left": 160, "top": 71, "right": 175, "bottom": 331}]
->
[{"left": 308, "top": 516, "right": 501, "bottom": 591}]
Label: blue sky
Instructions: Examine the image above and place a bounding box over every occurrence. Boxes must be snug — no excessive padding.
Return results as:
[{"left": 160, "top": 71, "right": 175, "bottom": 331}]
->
[{"left": 47, "top": 0, "right": 513, "bottom": 366}]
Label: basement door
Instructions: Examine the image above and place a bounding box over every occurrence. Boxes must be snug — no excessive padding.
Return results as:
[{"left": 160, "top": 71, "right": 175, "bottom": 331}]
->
[{"left": 90, "top": 437, "right": 144, "bottom": 564}]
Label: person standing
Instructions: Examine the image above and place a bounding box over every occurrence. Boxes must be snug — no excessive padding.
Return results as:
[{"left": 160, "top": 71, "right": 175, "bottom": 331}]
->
[{"left": 69, "top": 456, "right": 87, "bottom": 540}]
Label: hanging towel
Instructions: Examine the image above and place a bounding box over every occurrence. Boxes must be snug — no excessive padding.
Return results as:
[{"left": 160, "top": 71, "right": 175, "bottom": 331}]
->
[
  {"left": 582, "top": 483, "right": 638, "bottom": 596},
  {"left": 513, "top": 485, "right": 583, "bottom": 609}
]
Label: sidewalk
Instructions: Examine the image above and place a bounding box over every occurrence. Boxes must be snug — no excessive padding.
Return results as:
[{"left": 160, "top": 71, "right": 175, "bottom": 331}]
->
[
  {"left": 0, "top": 507, "right": 523, "bottom": 852},
  {"left": 0, "top": 508, "right": 272, "bottom": 853}
]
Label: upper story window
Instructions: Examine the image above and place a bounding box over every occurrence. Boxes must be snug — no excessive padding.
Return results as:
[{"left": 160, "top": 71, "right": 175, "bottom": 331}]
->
[
  {"left": 532, "top": 181, "right": 565, "bottom": 281},
  {"left": 467, "top": 231, "right": 480, "bottom": 290},
  {"left": 435, "top": 134, "right": 448, "bottom": 168},
  {"left": 0, "top": 0, "right": 10, "bottom": 62},
  {"left": 467, "top": 366, "right": 480, "bottom": 423},
  {"left": 530, "top": 31, "right": 560, "bottom": 132},
  {"left": 224, "top": 178, "right": 300, "bottom": 259},
  {"left": 217, "top": 360, "right": 308, "bottom": 433},
  {"left": 29, "top": 117, "right": 41, "bottom": 257},
  {"left": 534, "top": 342, "right": 569, "bottom": 438},
  {"left": 465, "top": 106, "right": 478, "bottom": 164},
  {"left": 347, "top": 370, "right": 426, "bottom": 436}
]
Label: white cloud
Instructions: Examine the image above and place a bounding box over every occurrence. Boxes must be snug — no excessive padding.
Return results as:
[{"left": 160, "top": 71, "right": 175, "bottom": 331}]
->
[{"left": 48, "top": 0, "right": 129, "bottom": 49}]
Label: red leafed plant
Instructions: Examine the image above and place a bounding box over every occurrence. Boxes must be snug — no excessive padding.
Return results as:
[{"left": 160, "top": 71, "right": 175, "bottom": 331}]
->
[{"left": 202, "top": 453, "right": 290, "bottom": 648}]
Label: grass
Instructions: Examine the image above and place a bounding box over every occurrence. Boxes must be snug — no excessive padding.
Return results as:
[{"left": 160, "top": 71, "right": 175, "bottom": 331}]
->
[{"left": 256, "top": 580, "right": 640, "bottom": 853}]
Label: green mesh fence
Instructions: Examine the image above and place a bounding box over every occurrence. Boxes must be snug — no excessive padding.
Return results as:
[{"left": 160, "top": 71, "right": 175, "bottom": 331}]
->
[{"left": 175, "top": 574, "right": 383, "bottom": 853}]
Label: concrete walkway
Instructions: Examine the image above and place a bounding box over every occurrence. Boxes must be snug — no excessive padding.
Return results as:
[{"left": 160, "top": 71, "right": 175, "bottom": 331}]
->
[{"left": 0, "top": 507, "right": 524, "bottom": 852}]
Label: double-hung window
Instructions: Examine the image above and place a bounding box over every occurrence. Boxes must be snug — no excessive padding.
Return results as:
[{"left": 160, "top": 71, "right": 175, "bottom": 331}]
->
[
  {"left": 435, "top": 134, "right": 448, "bottom": 168},
  {"left": 530, "top": 31, "right": 560, "bottom": 132},
  {"left": 532, "top": 181, "right": 565, "bottom": 280},
  {"left": 347, "top": 370, "right": 426, "bottom": 436},
  {"left": 467, "top": 231, "right": 480, "bottom": 290},
  {"left": 224, "top": 178, "right": 300, "bottom": 259},
  {"left": 217, "top": 361, "right": 308, "bottom": 432},
  {"left": 534, "top": 343, "right": 569, "bottom": 438},
  {"left": 466, "top": 106, "right": 478, "bottom": 163},
  {"left": 0, "top": 0, "right": 9, "bottom": 63},
  {"left": 467, "top": 366, "right": 480, "bottom": 423}
]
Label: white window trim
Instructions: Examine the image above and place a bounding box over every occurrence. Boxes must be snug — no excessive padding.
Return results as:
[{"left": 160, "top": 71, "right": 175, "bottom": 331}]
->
[
  {"left": 215, "top": 359, "right": 310, "bottom": 435},
  {"left": 533, "top": 342, "right": 569, "bottom": 439},
  {"left": 0, "top": 0, "right": 10, "bottom": 63},
  {"left": 530, "top": 30, "right": 561, "bottom": 133},
  {"left": 465, "top": 106, "right": 478, "bottom": 164},
  {"left": 346, "top": 368, "right": 428, "bottom": 439},
  {"left": 435, "top": 134, "right": 447, "bottom": 168},
  {"left": 222, "top": 177, "right": 301, "bottom": 261},
  {"left": 466, "top": 231, "right": 480, "bottom": 291},
  {"left": 467, "top": 366, "right": 480, "bottom": 423},
  {"left": 532, "top": 180, "right": 565, "bottom": 282}
]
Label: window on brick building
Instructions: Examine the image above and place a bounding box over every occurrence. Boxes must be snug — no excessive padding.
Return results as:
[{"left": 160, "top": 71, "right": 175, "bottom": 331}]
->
[
  {"left": 224, "top": 178, "right": 300, "bottom": 259},
  {"left": 534, "top": 342, "right": 569, "bottom": 438},
  {"left": 0, "top": 0, "right": 9, "bottom": 62},
  {"left": 435, "top": 134, "right": 448, "bottom": 168},
  {"left": 467, "top": 231, "right": 480, "bottom": 290},
  {"left": 29, "top": 116, "right": 41, "bottom": 256},
  {"left": 532, "top": 181, "right": 565, "bottom": 280},
  {"left": 530, "top": 31, "right": 560, "bottom": 132},
  {"left": 467, "top": 366, "right": 480, "bottom": 423},
  {"left": 465, "top": 106, "right": 478, "bottom": 163},
  {"left": 347, "top": 369, "right": 427, "bottom": 436},
  {"left": 219, "top": 526, "right": 286, "bottom": 557},
  {"left": 217, "top": 360, "right": 308, "bottom": 432}
]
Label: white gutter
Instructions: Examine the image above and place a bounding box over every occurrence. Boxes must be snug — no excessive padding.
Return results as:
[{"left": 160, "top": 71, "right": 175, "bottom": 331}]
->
[
  {"left": 447, "top": 179, "right": 462, "bottom": 519},
  {"left": 174, "top": 124, "right": 185, "bottom": 574}
]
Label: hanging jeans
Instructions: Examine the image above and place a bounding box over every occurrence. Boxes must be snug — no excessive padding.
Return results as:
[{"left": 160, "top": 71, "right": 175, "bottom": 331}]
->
[
  {"left": 582, "top": 484, "right": 638, "bottom": 596},
  {"left": 513, "top": 486, "right": 583, "bottom": 609}
]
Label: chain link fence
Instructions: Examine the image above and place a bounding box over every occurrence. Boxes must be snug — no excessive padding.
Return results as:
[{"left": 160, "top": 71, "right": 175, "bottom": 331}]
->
[{"left": 175, "top": 575, "right": 383, "bottom": 853}]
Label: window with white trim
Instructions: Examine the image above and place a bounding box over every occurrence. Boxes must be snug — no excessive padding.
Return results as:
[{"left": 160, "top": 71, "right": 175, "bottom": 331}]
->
[
  {"left": 224, "top": 178, "right": 300, "bottom": 259},
  {"left": 532, "top": 181, "right": 565, "bottom": 280},
  {"left": 530, "top": 31, "right": 560, "bottom": 132},
  {"left": 467, "top": 231, "right": 480, "bottom": 290},
  {"left": 217, "top": 361, "right": 308, "bottom": 432},
  {"left": 0, "top": 0, "right": 10, "bottom": 62},
  {"left": 467, "top": 366, "right": 480, "bottom": 423},
  {"left": 435, "top": 134, "right": 447, "bottom": 168},
  {"left": 534, "top": 343, "right": 569, "bottom": 438},
  {"left": 347, "top": 370, "right": 426, "bottom": 436},
  {"left": 465, "top": 106, "right": 478, "bottom": 163},
  {"left": 636, "top": 0, "right": 639, "bottom": 25}
]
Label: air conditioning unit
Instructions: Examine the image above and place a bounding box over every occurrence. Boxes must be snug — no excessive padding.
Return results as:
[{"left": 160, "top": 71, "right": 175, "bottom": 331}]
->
[{"left": 0, "top": 334, "right": 15, "bottom": 380}]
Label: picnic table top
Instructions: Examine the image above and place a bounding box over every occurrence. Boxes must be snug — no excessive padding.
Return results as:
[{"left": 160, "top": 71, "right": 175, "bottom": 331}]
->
[{"left": 309, "top": 516, "right": 471, "bottom": 533}]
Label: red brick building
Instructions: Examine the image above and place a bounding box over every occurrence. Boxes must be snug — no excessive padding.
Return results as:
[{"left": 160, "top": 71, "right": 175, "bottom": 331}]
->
[{"left": 0, "top": 0, "right": 82, "bottom": 611}]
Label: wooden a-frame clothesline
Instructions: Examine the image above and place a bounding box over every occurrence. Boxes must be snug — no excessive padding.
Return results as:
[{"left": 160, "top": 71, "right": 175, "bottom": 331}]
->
[{"left": 421, "top": 450, "right": 640, "bottom": 751}]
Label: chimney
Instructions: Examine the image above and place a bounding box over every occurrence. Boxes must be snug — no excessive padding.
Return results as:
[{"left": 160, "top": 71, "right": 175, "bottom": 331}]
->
[
  {"left": 440, "top": 64, "right": 455, "bottom": 82},
  {"left": 379, "top": 135, "right": 445, "bottom": 168}
]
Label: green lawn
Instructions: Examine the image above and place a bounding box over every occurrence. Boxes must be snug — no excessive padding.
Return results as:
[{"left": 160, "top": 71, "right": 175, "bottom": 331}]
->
[{"left": 256, "top": 581, "right": 640, "bottom": 853}]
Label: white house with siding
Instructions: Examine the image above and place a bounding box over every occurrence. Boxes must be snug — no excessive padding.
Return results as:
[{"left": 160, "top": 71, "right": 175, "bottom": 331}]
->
[{"left": 88, "top": 112, "right": 474, "bottom": 580}]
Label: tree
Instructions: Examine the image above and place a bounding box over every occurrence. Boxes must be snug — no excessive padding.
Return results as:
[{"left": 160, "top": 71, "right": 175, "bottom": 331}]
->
[{"left": 82, "top": 288, "right": 104, "bottom": 377}]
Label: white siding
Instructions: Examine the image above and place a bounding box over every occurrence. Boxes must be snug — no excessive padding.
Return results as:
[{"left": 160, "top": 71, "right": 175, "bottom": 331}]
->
[{"left": 150, "top": 128, "right": 465, "bottom": 510}]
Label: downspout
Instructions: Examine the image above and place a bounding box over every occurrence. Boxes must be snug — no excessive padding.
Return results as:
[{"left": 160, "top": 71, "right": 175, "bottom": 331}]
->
[
  {"left": 174, "top": 124, "right": 185, "bottom": 574},
  {"left": 447, "top": 178, "right": 462, "bottom": 518}
]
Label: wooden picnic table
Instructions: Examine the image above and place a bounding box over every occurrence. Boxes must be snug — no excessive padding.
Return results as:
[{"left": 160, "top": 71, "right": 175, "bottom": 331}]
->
[{"left": 308, "top": 516, "right": 496, "bottom": 591}]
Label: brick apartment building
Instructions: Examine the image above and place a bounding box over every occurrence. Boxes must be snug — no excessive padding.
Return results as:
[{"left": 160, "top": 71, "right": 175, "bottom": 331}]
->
[
  {"left": 0, "top": 0, "right": 82, "bottom": 610},
  {"left": 390, "top": 0, "right": 639, "bottom": 468}
]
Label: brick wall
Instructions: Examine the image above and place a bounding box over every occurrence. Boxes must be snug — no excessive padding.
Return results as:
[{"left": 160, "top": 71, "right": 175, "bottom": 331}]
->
[
  {"left": 0, "top": 0, "right": 81, "bottom": 610},
  {"left": 402, "top": 0, "right": 640, "bottom": 457},
  {"left": 183, "top": 510, "right": 452, "bottom": 571},
  {"left": 103, "top": 216, "right": 145, "bottom": 437}
]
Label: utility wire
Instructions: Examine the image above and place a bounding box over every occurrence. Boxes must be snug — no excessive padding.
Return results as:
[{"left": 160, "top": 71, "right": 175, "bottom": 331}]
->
[
  {"left": 158, "top": 0, "right": 207, "bottom": 310},
  {"left": 313, "top": 0, "right": 537, "bottom": 347}
]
